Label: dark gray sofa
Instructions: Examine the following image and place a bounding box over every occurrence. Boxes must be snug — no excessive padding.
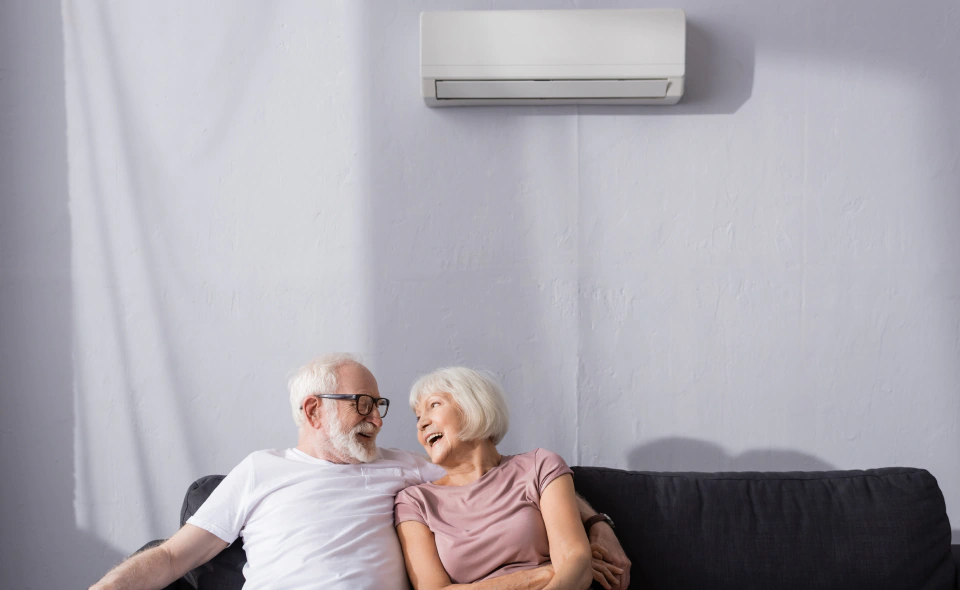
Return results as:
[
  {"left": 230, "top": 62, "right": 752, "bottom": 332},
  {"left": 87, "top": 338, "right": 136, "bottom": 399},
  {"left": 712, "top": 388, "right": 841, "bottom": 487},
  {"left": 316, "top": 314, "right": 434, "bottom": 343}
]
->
[{"left": 150, "top": 466, "right": 959, "bottom": 589}]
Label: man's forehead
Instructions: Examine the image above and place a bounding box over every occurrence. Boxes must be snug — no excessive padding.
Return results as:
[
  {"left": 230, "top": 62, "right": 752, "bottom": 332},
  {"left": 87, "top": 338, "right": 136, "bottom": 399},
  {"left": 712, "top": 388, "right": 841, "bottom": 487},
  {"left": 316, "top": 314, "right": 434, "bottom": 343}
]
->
[{"left": 336, "top": 363, "right": 380, "bottom": 395}]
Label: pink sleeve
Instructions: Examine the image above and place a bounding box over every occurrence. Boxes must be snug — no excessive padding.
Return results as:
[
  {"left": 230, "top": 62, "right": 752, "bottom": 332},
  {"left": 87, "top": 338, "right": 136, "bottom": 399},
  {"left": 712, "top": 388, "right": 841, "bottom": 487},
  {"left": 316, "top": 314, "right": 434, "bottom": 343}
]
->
[
  {"left": 394, "top": 487, "right": 428, "bottom": 527},
  {"left": 535, "top": 448, "right": 574, "bottom": 496}
]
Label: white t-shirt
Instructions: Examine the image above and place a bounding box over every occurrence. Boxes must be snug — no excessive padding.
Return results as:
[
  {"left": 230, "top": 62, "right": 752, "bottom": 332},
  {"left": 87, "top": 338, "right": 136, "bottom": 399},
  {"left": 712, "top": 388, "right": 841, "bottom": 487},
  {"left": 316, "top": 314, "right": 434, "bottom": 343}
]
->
[{"left": 187, "top": 447, "right": 445, "bottom": 590}]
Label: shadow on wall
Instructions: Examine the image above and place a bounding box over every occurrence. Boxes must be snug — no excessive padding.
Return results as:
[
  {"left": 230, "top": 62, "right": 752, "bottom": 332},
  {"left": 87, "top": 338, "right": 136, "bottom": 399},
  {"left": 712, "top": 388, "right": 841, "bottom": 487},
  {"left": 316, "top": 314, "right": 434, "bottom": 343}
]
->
[
  {"left": 582, "top": 17, "right": 756, "bottom": 117},
  {"left": 627, "top": 437, "right": 836, "bottom": 472},
  {"left": 0, "top": 0, "right": 127, "bottom": 587},
  {"left": 683, "top": 19, "right": 756, "bottom": 114}
]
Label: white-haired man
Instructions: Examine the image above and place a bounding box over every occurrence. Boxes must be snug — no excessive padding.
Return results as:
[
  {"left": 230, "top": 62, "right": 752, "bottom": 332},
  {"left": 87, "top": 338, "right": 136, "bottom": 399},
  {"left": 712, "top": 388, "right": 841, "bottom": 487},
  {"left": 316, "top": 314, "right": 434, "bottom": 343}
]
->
[{"left": 90, "top": 354, "right": 630, "bottom": 590}]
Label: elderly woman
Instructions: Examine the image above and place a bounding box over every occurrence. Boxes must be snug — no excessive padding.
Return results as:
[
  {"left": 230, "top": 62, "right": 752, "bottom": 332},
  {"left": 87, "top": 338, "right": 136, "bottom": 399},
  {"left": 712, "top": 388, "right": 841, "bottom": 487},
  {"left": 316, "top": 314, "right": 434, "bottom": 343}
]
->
[{"left": 394, "top": 367, "right": 618, "bottom": 590}]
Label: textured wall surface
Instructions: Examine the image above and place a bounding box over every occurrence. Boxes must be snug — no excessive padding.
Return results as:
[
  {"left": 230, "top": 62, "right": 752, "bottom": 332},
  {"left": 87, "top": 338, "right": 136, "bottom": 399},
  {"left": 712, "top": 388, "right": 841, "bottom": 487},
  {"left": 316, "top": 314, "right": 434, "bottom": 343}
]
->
[
  {"left": 0, "top": 0, "right": 126, "bottom": 586},
  {"left": 1, "top": 0, "right": 958, "bottom": 587}
]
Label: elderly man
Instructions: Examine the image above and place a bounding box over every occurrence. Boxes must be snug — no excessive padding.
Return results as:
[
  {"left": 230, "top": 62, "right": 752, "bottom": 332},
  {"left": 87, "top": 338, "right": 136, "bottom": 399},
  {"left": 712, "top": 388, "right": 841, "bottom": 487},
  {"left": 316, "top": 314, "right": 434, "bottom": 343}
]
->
[{"left": 90, "top": 354, "right": 630, "bottom": 590}]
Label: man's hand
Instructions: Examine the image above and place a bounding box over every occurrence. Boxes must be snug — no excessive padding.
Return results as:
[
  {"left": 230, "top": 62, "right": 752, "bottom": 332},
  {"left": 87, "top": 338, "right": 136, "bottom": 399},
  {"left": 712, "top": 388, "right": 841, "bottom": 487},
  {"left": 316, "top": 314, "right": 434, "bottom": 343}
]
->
[
  {"left": 589, "top": 542, "right": 624, "bottom": 590},
  {"left": 588, "top": 523, "right": 631, "bottom": 589}
]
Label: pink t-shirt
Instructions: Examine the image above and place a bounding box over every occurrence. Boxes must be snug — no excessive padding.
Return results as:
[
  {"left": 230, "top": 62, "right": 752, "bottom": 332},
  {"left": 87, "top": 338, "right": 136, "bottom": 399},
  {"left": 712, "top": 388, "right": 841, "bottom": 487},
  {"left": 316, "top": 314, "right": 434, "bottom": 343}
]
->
[{"left": 394, "top": 448, "right": 573, "bottom": 584}]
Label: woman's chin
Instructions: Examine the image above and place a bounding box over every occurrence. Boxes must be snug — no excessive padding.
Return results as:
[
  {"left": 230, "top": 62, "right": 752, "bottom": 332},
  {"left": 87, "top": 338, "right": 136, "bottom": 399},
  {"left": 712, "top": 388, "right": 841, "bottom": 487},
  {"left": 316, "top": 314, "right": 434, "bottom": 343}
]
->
[{"left": 427, "top": 446, "right": 448, "bottom": 466}]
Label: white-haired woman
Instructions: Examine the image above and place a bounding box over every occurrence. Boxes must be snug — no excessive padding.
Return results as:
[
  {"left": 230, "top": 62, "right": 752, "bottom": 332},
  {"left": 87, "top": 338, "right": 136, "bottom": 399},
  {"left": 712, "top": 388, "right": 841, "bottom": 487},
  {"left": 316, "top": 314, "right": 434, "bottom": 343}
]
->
[{"left": 395, "top": 367, "right": 617, "bottom": 590}]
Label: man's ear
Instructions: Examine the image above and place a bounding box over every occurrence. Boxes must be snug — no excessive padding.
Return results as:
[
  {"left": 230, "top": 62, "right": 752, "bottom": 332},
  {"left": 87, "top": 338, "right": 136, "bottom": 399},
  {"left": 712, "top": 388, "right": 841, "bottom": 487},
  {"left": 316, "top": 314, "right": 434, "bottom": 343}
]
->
[{"left": 302, "top": 396, "right": 324, "bottom": 429}]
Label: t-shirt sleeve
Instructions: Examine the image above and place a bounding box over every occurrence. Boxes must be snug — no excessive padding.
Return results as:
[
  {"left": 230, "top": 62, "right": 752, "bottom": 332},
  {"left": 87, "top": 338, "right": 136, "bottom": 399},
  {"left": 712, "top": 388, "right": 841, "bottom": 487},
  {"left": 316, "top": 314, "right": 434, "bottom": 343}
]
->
[
  {"left": 535, "top": 448, "right": 574, "bottom": 496},
  {"left": 394, "top": 487, "right": 428, "bottom": 527},
  {"left": 186, "top": 454, "right": 255, "bottom": 544}
]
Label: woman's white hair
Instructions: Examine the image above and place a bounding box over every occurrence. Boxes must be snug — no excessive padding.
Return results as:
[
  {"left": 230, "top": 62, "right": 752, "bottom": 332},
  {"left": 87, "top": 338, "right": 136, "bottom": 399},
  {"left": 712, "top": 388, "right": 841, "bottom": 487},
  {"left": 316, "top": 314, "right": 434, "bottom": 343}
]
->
[
  {"left": 409, "top": 367, "right": 509, "bottom": 445},
  {"left": 288, "top": 353, "right": 361, "bottom": 427}
]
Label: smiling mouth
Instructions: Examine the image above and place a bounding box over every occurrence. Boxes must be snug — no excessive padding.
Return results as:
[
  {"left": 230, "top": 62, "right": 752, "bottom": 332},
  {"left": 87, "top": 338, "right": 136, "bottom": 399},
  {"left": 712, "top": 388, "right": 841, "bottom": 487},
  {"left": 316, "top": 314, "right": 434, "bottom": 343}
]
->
[
  {"left": 355, "top": 426, "right": 378, "bottom": 441},
  {"left": 426, "top": 433, "right": 443, "bottom": 446},
  {"left": 357, "top": 430, "right": 380, "bottom": 442}
]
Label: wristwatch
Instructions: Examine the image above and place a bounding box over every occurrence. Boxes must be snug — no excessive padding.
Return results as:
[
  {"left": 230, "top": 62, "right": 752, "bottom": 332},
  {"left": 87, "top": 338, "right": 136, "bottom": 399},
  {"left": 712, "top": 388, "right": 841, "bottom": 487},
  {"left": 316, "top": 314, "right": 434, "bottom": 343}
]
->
[{"left": 584, "top": 512, "right": 615, "bottom": 532}]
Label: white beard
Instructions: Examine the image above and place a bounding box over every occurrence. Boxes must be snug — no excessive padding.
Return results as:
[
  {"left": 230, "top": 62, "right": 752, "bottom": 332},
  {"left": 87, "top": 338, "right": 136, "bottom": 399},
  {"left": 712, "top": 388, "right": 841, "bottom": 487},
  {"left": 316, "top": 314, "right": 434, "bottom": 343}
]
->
[{"left": 324, "top": 415, "right": 379, "bottom": 463}]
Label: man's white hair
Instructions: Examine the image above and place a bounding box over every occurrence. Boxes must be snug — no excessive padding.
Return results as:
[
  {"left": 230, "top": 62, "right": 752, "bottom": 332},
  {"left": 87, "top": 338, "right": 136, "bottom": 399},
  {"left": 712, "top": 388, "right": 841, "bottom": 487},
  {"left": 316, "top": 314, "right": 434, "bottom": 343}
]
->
[
  {"left": 408, "top": 367, "right": 510, "bottom": 445},
  {"left": 288, "top": 353, "right": 362, "bottom": 427}
]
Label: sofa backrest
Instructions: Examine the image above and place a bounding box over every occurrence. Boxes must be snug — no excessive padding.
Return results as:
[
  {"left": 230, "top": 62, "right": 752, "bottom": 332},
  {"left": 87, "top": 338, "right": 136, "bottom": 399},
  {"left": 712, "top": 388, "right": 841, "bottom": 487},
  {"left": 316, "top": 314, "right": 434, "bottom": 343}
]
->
[
  {"left": 179, "top": 468, "right": 956, "bottom": 590},
  {"left": 179, "top": 475, "right": 244, "bottom": 590},
  {"left": 571, "top": 466, "right": 956, "bottom": 590}
]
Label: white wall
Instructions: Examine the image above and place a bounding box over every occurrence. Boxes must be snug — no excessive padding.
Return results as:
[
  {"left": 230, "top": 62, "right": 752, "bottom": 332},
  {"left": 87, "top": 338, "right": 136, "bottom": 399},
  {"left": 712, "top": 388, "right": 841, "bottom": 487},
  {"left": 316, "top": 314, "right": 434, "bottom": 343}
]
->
[
  {"left": 0, "top": 0, "right": 128, "bottom": 586},
  {"left": 1, "top": 0, "right": 958, "bottom": 587}
]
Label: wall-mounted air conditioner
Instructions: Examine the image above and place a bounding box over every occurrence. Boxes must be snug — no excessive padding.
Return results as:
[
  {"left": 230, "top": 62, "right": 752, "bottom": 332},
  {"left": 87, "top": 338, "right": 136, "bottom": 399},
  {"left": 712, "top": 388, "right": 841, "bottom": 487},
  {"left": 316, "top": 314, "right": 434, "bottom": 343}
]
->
[{"left": 420, "top": 9, "right": 686, "bottom": 106}]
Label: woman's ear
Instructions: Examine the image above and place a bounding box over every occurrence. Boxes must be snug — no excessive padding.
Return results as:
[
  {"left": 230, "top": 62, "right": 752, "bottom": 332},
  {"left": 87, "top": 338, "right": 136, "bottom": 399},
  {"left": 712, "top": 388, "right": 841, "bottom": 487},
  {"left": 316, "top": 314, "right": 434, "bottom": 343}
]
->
[{"left": 302, "top": 396, "right": 324, "bottom": 429}]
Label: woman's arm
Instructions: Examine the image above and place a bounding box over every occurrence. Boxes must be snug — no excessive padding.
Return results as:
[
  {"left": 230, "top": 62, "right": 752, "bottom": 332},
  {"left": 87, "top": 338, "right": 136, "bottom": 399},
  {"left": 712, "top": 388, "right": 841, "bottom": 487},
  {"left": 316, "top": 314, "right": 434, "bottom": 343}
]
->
[
  {"left": 540, "top": 474, "right": 593, "bottom": 590},
  {"left": 396, "top": 521, "right": 554, "bottom": 590}
]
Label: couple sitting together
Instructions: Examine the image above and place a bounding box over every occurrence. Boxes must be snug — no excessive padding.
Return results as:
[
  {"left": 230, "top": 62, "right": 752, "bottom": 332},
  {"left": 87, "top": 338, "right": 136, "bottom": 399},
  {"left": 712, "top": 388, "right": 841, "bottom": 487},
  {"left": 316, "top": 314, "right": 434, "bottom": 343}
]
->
[{"left": 90, "top": 353, "right": 631, "bottom": 590}]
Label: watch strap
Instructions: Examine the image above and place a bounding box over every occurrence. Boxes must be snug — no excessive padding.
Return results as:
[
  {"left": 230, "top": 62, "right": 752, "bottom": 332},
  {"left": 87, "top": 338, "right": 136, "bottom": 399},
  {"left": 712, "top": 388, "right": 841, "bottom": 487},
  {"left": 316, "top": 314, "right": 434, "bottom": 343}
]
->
[{"left": 584, "top": 512, "right": 615, "bottom": 531}]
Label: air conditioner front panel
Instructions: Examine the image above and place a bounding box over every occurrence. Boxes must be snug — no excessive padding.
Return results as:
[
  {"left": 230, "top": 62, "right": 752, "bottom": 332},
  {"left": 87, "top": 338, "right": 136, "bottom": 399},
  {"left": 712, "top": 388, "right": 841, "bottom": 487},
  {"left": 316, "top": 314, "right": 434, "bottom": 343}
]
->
[
  {"left": 421, "top": 10, "right": 685, "bottom": 69},
  {"left": 420, "top": 9, "right": 686, "bottom": 106}
]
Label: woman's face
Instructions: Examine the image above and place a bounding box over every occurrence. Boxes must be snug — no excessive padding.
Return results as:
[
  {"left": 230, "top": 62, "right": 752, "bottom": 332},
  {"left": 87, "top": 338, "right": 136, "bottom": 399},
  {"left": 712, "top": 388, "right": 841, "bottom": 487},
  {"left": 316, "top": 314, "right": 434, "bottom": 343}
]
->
[{"left": 414, "top": 391, "right": 463, "bottom": 465}]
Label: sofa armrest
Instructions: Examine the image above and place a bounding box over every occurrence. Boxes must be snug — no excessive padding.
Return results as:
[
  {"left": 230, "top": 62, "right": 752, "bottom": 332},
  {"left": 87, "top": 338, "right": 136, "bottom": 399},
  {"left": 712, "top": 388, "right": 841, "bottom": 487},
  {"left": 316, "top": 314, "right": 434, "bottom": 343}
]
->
[{"left": 953, "top": 545, "right": 960, "bottom": 590}]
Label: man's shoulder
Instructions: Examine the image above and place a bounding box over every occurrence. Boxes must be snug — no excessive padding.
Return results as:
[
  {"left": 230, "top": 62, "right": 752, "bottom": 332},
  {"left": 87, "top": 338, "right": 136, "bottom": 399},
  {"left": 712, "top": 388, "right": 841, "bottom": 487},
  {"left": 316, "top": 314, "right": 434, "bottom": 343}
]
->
[
  {"left": 376, "top": 447, "right": 420, "bottom": 460},
  {"left": 374, "top": 448, "right": 445, "bottom": 484},
  {"left": 241, "top": 447, "right": 292, "bottom": 466},
  {"left": 242, "top": 447, "right": 423, "bottom": 470},
  {"left": 375, "top": 447, "right": 428, "bottom": 469},
  {"left": 248, "top": 448, "right": 289, "bottom": 459},
  {"left": 225, "top": 448, "right": 309, "bottom": 478}
]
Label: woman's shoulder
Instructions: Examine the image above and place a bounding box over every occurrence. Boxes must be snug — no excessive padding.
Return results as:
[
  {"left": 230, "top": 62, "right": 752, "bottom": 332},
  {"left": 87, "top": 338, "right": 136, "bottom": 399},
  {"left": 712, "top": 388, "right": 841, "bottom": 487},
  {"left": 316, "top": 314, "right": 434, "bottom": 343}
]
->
[
  {"left": 503, "top": 448, "right": 570, "bottom": 473},
  {"left": 394, "top": 481, "right": 440, "bottom": 526},
  {"left": 512, "top": 447, "right": 568, "bottom": 463}
]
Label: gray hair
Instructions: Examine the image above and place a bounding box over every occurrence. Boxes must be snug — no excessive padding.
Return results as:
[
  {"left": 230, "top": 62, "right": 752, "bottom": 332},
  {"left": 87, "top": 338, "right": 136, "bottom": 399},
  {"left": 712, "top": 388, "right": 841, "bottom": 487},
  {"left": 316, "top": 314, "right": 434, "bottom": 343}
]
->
[
  {"left": 288, "top": 353, "right": 362, "bottom": 427},
  {"left": 409, "top": 367, "right": 509, "bottom": 445}
]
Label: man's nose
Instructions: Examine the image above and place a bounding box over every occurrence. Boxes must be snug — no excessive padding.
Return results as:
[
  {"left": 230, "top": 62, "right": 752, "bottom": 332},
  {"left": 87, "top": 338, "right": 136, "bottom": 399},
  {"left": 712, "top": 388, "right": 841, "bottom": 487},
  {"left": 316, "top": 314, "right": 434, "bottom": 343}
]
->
[{"left": 367, "top": 407, "right": 383, "bottom": 428}]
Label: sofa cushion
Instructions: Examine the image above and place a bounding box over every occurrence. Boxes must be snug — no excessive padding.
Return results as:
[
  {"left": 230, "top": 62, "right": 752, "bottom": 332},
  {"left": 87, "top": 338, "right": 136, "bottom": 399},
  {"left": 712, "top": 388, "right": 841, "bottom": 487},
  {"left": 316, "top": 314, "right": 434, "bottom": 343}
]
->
[{"left": 571, "top": 466, "right": 955, "bottom": 590}]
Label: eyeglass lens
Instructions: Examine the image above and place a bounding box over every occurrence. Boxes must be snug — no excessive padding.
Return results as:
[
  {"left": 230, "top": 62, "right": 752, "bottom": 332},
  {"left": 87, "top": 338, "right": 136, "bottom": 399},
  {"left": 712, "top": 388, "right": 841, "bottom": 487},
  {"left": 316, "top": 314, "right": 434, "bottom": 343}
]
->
[{"left": 357, "top": 395, "right": 389, "bottom": 417}]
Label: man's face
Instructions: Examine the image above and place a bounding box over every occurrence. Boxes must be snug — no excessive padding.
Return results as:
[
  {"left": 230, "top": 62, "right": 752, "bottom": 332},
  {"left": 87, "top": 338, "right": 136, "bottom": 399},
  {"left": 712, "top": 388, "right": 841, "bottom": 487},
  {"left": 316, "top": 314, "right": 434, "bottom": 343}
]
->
[{"left": 320, "top": 363, "right": 383, "bottom": 464}]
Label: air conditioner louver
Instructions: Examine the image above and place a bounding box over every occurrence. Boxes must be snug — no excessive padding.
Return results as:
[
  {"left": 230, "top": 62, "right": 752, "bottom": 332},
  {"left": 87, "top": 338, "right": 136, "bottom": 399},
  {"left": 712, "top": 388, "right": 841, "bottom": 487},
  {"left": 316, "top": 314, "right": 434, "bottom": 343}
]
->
[{"left": 434, "top": 80, "right": 672, "bottom": 101}]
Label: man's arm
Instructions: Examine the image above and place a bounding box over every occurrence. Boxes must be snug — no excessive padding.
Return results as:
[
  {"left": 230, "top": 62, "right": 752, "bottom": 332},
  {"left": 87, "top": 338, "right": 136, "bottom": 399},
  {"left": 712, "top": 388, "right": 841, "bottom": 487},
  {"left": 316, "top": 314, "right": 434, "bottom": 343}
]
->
[
  {"left": 575, "top": 495, "right": 631, "bottom": 590},
  {"left": 89, "top": 524, "right": 229, "bottom": 590}
]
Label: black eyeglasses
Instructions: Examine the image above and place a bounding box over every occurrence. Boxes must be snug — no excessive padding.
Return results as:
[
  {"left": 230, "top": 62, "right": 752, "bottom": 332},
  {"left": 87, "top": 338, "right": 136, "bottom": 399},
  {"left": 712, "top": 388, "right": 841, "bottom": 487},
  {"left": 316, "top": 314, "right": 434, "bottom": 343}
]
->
[{"left": 301, "top": 394, "right": 390, "bottom": 418}]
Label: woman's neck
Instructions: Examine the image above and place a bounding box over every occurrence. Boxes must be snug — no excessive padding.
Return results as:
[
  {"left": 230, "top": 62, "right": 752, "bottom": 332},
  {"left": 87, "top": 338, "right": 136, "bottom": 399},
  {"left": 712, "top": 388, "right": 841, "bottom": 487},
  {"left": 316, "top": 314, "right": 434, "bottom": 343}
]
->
[{"left": 436, "top": 440, "right": 502, "bottom": 486}]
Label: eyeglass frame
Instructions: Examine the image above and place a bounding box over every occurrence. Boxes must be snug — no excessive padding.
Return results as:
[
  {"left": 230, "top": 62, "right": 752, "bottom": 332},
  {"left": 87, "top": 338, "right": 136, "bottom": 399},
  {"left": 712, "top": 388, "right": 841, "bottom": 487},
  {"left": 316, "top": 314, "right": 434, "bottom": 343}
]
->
[{"left": 300, "top": 393, "right": 390, "bottom": 418}]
